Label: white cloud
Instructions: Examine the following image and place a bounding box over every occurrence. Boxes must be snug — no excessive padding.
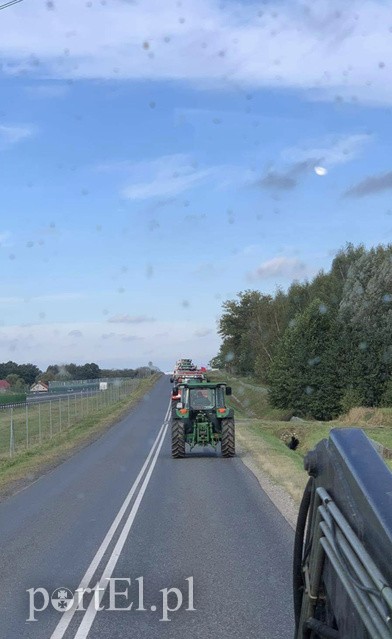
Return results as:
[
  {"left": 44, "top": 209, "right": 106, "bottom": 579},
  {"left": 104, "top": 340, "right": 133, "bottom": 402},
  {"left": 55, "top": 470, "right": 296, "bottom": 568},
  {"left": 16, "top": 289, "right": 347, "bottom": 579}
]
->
[
  {"left": 120, "top": 154, "right": 216, "bottom": 200},
  {"left": 255, "top": 133, "right": 372, "bottom": 191},
  {"left": 108, "top": 314, "right": 156, "bottom": 324},
  {"left": 0, "top": 124, "right": 35, "bottom": 148},
  {"left": 0, "top": 1, "right": 391, "bottom": 104},
  {"left": 248, "top": 256, "right": 310, "bottom": 280},
  {"left": 282, "top": 134, "right": 371, "bottom": 169},
  {"left": 100, "top": 154, "right": 250, "bottom": 200}
]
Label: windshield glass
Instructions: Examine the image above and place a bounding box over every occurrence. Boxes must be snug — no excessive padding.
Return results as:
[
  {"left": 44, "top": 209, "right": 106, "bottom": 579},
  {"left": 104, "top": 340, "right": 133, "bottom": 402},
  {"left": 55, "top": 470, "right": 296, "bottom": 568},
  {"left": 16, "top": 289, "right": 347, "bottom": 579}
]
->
[
  {"left": 189, "top": 388, "right": 215, "bottom": 409},
  {"left": 0, "top": 3, "right": 390, "bottom": 639},
  {"left": 216, "top": 386, "right": 225, "bottom": 407}
]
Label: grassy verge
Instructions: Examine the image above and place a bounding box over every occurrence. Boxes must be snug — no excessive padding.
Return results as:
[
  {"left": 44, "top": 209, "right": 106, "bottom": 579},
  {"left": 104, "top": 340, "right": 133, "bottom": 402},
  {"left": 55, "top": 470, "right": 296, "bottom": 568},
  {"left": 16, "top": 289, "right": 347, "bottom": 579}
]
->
[
  {"left": 236, "top": 418, "right": 308, "bottom": 505},
  {"left": 0, "top": 392, "right": 26, "bottom": 405},
  {"left": 210, "top": 371, "right": 392, "bottom": 504},
  {"left": 0, "top": 375, "right": 160, "bottom": 498},
  {"left": 0, "top": 381, "right": 142, "bottom": 456}
]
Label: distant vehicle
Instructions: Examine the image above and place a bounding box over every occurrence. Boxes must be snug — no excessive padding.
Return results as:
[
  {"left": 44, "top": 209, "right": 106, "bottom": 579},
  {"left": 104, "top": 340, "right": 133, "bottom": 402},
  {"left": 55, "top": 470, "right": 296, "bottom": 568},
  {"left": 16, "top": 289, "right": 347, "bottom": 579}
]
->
[{"left": 170, "top": 359, "right": 208, "bottom": 383}]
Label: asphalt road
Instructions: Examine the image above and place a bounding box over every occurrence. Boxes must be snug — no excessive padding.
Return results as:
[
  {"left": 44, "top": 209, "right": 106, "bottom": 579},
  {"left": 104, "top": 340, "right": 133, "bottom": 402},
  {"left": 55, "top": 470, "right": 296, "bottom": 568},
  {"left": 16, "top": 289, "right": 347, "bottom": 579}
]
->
[{"left": 0, "top": 375, "right": 294, "bottom": 639}]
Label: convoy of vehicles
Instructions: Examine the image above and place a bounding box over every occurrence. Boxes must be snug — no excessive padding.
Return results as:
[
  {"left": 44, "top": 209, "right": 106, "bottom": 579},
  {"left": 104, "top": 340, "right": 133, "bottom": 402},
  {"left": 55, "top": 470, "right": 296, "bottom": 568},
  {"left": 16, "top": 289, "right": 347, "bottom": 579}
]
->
[
  {"left": 170, "top": 358, "right": 208, "bottom": 384},
  {"left": 169, "top": 359, "right": 235, "bottom": 458}
]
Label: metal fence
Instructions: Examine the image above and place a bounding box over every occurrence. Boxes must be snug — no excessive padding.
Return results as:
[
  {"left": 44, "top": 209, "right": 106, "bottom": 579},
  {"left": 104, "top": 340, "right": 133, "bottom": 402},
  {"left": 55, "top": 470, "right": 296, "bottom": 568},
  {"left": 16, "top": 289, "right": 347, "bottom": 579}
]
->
[{"left": 1, "top": 379, "right": 141, "bottom": 460}]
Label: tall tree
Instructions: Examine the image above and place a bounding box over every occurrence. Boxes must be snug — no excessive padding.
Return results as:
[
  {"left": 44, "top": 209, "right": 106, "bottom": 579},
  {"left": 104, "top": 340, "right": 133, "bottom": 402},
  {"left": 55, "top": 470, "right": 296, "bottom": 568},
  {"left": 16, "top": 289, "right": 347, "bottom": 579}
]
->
[
  {"left": 6, "top": 373, "right": 26, "bottom": 391},
  {"left": 218, "top": 290, "right": 288, "bottom": 379},
  {"left": 338, "top": 245, "right": 392, "bottom": 405},
  {"left": 78, "top": 362, "right": 101, "bottom": 379},
  {"left": 269, "top": 299, "right": 343, "bottom": 420}
]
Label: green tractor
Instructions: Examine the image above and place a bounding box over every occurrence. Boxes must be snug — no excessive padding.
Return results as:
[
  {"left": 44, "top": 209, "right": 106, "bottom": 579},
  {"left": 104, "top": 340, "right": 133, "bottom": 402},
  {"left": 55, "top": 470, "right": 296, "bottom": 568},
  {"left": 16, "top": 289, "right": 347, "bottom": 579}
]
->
[{"left": 171, "top": 381, "right": 235, "bottom": 458}]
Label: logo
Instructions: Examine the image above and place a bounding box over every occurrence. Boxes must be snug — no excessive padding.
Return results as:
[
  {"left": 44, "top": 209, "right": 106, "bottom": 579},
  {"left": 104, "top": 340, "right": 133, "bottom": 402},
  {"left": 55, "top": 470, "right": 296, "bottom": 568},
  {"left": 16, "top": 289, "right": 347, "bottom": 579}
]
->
[
  {"left": 51, "top": 588, "right": 74, "bottom": 612},
  {"left": 27, "top": 577, "right": 195, "bottom": 622}
]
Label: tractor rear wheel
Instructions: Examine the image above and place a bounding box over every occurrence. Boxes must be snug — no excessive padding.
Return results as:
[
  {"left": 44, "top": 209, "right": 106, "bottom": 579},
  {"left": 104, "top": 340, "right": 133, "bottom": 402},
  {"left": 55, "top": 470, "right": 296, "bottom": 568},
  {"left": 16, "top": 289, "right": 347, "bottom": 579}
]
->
[
  {"left": 171, "top": 420, "right": 185, "bottom": 458},
  {"left": 221, "top": 419, "right": 235, "bottom": 457}
]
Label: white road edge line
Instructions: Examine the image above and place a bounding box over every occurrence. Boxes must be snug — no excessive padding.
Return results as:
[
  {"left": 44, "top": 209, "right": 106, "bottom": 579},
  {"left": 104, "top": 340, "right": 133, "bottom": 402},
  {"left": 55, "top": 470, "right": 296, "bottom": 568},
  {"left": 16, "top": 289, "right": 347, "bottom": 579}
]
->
[
  {"left": 73, "top": 418, "right": 170, "bottom": 638},
  {"left": 50, "top": 401, "right": 171, "bottom": 639}
]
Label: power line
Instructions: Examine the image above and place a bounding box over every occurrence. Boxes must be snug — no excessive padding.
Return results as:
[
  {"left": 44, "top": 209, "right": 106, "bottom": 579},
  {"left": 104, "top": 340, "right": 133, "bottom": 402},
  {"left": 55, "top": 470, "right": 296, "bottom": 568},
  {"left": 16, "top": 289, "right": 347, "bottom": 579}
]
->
[{"left": 0, "top": 0, "right": 24, "bottom": 11}]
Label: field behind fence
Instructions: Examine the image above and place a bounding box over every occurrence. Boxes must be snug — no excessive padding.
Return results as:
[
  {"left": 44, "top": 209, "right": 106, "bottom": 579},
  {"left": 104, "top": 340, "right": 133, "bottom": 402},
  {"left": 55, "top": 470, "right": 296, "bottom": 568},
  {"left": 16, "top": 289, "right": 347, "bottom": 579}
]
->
[{"left": 0, "top": 379, "right": 141, "bottom": 460}]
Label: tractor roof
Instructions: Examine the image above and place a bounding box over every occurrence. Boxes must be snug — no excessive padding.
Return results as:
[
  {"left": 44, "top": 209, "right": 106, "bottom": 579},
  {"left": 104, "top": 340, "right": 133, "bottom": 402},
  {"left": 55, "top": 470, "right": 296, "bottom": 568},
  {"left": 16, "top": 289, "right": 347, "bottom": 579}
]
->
[{"left": 179, "top": 381, "right": 227, "bottom": 389}]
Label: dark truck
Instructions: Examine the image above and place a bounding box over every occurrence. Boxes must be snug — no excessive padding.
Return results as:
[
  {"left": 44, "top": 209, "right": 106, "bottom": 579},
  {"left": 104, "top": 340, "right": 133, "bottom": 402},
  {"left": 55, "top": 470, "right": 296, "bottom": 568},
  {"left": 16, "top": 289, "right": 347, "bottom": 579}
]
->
[{"left": 293, "top": 428, "right": 392, "bottom": 639}]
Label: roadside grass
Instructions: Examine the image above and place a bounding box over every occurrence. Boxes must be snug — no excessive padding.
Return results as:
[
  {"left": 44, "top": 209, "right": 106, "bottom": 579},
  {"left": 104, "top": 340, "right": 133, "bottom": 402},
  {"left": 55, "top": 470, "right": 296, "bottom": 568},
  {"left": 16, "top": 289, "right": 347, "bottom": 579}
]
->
[
  {"left": 0, "top": 392, "right": 26, "bottom": 405},
  {"left": 235, "top": 418, "right": 308, "bottom": 504},
  {"left": 0, "top": 375, "right": 160, "bottom": 497},
  {"left": 210, "top": 371, "right": 392, "bottom": 502}
]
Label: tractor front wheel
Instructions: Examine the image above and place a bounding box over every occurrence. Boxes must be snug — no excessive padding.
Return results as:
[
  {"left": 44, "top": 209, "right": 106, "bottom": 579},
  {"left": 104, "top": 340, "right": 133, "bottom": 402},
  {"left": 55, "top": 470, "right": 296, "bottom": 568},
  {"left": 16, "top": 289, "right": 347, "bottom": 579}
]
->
[
  {"left": 221, "top": 419, "right": 235, "bottom": 457},
  {"left": 171, "top": 420, "right": 186, "bottom": 458}
]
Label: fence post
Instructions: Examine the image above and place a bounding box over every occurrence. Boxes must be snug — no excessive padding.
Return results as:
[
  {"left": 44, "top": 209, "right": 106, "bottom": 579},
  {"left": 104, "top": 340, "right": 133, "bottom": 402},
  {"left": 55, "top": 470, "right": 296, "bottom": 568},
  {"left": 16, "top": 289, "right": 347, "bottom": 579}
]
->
[
  {"left": 26, "top": 403, "right": 29, "bottom": 450},
  {"left": 9, "top": 407, "right": 14, "bottom": 458},
  {"left": 68, "top": 396, "right": 70, "bottom": 428},
  {"left": 59, "top": 398, "right": 62, "bottom": 432},
  {"left": 50, "top": 401, "right": 53, "bottom": 438},
  {"left": 38, "top": 403, "right": 42, "bottom": 443}
]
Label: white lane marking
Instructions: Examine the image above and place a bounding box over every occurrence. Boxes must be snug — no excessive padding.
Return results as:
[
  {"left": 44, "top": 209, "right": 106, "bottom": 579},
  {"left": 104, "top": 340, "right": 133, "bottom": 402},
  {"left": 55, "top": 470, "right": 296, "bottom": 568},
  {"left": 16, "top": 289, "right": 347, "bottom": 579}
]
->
[
  {"left": 73, "top": 418, "right": 169, "bottom": 638},
  {"left": 50, "top": 402, "right": 171, "bottom": 639}
]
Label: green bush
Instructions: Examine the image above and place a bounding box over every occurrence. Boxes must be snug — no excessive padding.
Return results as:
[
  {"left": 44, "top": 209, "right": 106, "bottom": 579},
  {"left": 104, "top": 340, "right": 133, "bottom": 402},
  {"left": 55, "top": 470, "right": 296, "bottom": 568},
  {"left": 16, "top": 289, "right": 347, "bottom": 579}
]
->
[
  {"left": 380, "top": 379, "right": 392, "bottom": 407},
  {"left": 0, "top": 393, "right": 26, "bottom": 405},
  {"left": 340, "top": 387, "right": 364, "bottom": 413}
]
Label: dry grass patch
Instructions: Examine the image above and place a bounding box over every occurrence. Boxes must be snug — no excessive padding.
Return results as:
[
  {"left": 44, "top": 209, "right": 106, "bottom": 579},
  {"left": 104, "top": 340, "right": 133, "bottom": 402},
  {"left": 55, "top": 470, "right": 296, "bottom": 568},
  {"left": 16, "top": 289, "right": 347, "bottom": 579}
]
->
[
  {"left": 236, "top": 419, "right": 308, "bottom": 505},
  {"left": 210, "top": 371, "right": 392, "bottom": 497}
]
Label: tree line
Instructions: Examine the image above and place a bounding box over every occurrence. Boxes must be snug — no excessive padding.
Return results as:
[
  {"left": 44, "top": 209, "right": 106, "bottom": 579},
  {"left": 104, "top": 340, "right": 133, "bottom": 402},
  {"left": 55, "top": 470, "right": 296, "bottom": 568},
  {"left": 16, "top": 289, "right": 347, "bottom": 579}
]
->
[
  {"left": 0, "top": 361, "right": 158, "bottom": 391},
  {"left": 212, "top": 243, "right": 392, "bottom": 420}
]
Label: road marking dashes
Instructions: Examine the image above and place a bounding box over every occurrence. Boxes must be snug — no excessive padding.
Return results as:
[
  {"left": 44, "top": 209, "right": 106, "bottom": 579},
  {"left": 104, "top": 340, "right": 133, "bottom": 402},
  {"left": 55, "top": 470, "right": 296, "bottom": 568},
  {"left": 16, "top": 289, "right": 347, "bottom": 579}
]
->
[{"left": 50, "top": 401, "right": 171, "bottom": 639}]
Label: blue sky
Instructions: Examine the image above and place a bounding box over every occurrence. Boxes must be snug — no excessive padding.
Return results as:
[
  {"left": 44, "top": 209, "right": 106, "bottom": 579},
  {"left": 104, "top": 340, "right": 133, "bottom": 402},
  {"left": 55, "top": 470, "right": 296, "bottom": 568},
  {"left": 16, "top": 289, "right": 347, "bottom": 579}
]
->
[{"left": 1, "top": 0, "right": 392, "bottom": 371}]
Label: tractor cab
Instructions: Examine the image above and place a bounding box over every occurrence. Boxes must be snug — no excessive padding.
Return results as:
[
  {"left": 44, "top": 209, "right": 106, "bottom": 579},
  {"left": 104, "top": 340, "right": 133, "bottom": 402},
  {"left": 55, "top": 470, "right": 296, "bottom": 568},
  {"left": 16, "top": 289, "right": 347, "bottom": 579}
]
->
[
  {"left": 187, "top": 385, "right": 224, "bottom": 410},
  {"left": 178, "top": 382, "right": 231, "bottom": 414}
]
